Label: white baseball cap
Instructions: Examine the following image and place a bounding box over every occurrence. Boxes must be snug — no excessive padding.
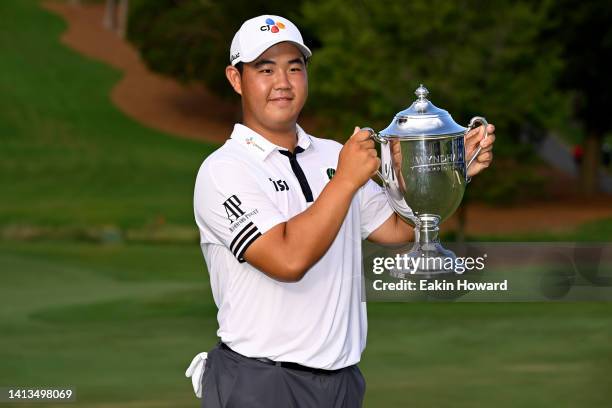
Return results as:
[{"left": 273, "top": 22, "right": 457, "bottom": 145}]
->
[{"left": 229, "top": 15, "right": 312, "bottom": 66}]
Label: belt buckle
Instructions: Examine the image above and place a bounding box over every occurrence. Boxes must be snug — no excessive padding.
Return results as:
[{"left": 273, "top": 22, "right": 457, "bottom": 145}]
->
[{"left": 255, "top": 357, "right": 278, "bottom": 366}]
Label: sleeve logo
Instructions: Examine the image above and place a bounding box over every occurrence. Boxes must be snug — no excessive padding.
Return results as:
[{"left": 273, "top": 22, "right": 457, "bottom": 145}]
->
[{"left": 223, "top": 195, "right": 245, "bottom": 223}]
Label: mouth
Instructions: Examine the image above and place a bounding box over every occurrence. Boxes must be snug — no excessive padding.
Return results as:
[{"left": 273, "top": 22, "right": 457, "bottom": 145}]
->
[{"left": 268, "top": 96, "right": 294, "bottom": 102}]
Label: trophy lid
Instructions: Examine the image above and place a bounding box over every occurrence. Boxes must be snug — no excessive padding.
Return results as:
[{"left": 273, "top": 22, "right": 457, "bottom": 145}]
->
[{"left": 379, "top": 84, "right": 466, "bottom": 138}]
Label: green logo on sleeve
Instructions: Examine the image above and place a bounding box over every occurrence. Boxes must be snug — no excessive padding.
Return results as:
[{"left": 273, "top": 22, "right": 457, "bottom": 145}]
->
[{"left": 326, "top": 168, "right": 336, "bottom": 180}]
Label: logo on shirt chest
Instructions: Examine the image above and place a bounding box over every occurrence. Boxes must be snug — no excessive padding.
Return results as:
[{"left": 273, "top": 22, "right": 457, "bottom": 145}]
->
[
  {"left": 222, "top": 195, "right": 245, "bottom": 223},
  {"left": 269, "top": 178, "right": 289, "bottom": 192},
  {"left": 321, "top": 167, "right": 336, "bottom": 181}
]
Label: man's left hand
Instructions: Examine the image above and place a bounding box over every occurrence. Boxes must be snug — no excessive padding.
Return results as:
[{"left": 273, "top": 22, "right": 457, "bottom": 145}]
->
[{"left": 466, "top": 123, "right": 496, "bottom": 178}]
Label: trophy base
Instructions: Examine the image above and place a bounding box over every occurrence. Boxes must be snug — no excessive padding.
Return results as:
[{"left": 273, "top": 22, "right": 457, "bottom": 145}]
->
[{"left": 389, "top": 214, "right": 457, "bottom": 279}]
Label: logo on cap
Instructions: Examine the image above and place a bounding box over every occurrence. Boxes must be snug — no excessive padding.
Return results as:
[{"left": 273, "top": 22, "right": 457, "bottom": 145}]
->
[{"left": 260, "top": 18, "right": 285, "bottom": 33}]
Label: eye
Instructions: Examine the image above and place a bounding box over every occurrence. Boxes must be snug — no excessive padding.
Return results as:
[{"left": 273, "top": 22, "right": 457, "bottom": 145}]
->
[
  {"left": 290, "top": 66, "right": 302, "bottom": 72},
  {"left": 259, "top": 68, "right": 273, "bottom": 74}
]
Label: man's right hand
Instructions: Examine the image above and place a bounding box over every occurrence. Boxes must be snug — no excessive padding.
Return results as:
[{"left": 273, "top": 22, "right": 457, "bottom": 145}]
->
[{"left": 335, "top": 126, "right": 380, "bottom": 191}]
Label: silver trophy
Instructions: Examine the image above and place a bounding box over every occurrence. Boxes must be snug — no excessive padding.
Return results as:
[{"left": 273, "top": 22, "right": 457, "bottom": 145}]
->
[{"left": 365, "top": 84, "right": 488, "bottom": 278}]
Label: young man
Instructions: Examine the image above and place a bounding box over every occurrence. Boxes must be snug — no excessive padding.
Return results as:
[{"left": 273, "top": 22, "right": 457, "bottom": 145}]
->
[{"left": 188, "top": 15, "right": 495, "bottom": 407}]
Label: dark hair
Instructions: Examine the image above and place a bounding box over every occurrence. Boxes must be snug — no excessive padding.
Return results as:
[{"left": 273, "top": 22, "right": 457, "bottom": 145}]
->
[{"left": 234, "top": 55, "right": 310, "bottom": 76}]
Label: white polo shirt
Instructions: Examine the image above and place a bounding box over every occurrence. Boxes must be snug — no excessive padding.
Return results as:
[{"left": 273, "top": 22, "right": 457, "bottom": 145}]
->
[{"left": 193, "top": 123, "right": 393, "bottom": 370}]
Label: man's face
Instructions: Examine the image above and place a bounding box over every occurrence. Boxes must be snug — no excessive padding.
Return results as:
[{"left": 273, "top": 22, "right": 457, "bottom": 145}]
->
[{"left": 231, "top": 42, "right": 308, "bottom": 132}]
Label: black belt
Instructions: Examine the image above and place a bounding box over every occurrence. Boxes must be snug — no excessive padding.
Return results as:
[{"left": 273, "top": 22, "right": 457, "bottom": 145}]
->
[{"left": 219, "top": 343, "right": 343, "bottom": 375}]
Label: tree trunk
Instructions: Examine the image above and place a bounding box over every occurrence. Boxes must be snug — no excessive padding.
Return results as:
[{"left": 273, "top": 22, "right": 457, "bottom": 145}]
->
[
  {"left": 580, "top": 132, "right": 601, "bottom": 196},
  {"left": 104, "top": 0, "right": 117, "bottom": 31},
  {"left": 118, "top": 0, "right": 129, "bottom": 38}
]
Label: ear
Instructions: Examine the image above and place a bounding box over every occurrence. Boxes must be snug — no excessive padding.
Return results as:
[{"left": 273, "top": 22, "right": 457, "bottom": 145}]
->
[{"left": 225, "top": 65, "right": 242, "bottom": 95}]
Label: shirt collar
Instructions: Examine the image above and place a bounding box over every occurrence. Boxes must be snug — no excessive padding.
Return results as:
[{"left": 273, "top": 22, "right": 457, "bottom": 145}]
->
[
  {"left": 231, "top": 124, "right": 313, "bottom": 160},
  {"left": 295, "top": 124, "right": 312, "bottom": 151}
]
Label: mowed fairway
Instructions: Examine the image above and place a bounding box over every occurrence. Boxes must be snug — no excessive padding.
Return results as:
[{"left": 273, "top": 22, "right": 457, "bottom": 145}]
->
[
  {"left": 1, "top": 1, "right": 612, "bottom": 407},
  {"left": 0, "top": 241, "right": 216, "bottom": 407},
  {"left": 2, "top": 241, "right": 612, "bottom": 407}
]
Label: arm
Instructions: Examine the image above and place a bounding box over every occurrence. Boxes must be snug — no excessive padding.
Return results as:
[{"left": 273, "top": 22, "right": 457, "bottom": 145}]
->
[
  {"left": 244, "top": 128, "right": 379, "bottom": 282},
  {"left": 366, "top": 212, "right": 414, "bottom": 245}
]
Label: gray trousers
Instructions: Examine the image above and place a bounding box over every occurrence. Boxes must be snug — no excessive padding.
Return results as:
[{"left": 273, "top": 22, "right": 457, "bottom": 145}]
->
[{"left": 200, "top": 344, "right": 365, "bottom": 408}]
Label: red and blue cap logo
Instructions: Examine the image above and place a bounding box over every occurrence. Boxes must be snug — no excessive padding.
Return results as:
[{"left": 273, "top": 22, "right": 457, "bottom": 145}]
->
[{"left": 261, "top": 18, "right": 286, "bottom": 33}]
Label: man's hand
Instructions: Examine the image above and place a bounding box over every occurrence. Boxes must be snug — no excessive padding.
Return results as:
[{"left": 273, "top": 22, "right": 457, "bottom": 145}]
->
[
  {"left": 465, "top": 123, "right": 496, "bottom": 178},
  {"left": 334, "top": 127, "right": 380, "bottom": 191}
]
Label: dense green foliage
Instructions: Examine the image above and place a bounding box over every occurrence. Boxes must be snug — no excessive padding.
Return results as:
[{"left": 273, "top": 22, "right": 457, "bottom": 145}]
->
[
  {"left": 547, "top": 0, "right": 612, "bottom": 136},
  {"left": 128, "top": 0, "right": 568, "bottom": 144},
  {"left": 302, "top": 1, "right": 567, "bottom": 142},
  {"left": 301, "top": 0, "right": 569, "bottom": 202},
  {"left": 127, "top": 0, "right": 571, "bottom": 202},
  {"left": 545, "top": 0, "right": 612, "bottom": 193},
  {"left": 128, "top": 0, "right": 309, "bottom": 97}
]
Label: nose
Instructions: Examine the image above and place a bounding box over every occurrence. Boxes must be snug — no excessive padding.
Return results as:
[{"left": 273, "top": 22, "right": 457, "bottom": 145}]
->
[{"left": 273, "top": 69, "right": 291, "bottom": 90}]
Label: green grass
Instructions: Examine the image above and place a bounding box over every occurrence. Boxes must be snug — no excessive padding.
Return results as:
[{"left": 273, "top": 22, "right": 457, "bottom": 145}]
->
[
  {"left": 0, "top": 0, "right": 217, "bottom": 229},
  {"left": 458, "top": 217, "right": 612, "bottom": 242},
  {"left": 437, "top": 216, "right": 612, "bottom": 242},
  {"left": 0, "top": 241, "right": 215, "bottom": 407},
  {"left": 570, "top": 217, "right": 612, "bottom": 241},
  {"left": 1, "top": 241, "right": 612, "bottom": 407}
]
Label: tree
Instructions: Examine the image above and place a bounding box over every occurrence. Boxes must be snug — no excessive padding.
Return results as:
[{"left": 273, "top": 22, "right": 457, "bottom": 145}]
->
[
  {"left": 127, "top": 0, "right": 309, "bottom": 98},
  {"left": 546, "top": 0, "right": 612, "bottom": 195},
  {"left": 126, "top": 0, "right": 571, "bottom": 208},
  {"left": 300, "top": 0, "right": 567, "bottom": 146},
  {"left": 299, "top": 0, "right": 572, "bottom": 242}
]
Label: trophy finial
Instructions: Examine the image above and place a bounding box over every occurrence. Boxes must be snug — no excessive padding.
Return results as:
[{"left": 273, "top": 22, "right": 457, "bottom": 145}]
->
[
  {"left": 414, "top": 84, "right": 430, "bottom": 113},
  {"left": 415, "top": 84, "right": 429, "bottom": 100}
]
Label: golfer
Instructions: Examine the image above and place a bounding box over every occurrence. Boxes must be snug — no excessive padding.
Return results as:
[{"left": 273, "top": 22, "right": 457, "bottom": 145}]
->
[{"left": 188, "top": 15, "right": 496, "bottom": 407}]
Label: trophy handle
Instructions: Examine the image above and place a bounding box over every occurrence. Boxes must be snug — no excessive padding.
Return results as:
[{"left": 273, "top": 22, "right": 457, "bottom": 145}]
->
[
  {"left": 464, "top": 116, "right": 489, "bottom": 181},
  {"left": 362, "top": 127, "right": 389, "bottom": 185}
]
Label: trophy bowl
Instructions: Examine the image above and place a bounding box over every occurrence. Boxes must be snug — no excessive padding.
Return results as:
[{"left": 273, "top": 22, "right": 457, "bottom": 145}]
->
[{"left": 366, "top": 84, "right": 488, "bottom": 278}]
